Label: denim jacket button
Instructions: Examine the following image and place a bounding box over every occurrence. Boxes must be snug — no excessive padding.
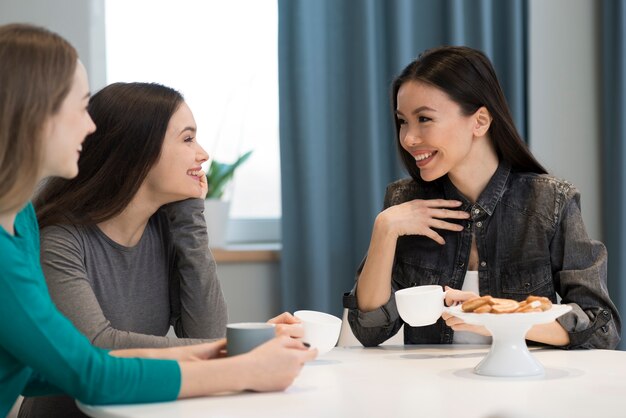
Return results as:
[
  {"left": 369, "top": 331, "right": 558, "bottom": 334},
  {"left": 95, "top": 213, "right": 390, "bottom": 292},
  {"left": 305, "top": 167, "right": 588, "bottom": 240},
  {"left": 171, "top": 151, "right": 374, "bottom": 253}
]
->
[
  {"left": 473, "top": 209, "right": 480, "bottom": 215},
  {"left": 603, "top": 310, "right": 610, "bottom": 317},
  {"left": 476, "top": 221, "right": 483, "bottom": 228},
  {"left": 524, "top": 282, "right": 531, "bottom": 288},
  {"left": 480, "top": 261, "right": 487, "bottom": 267},
  {"left": 458, "top": 262, "right": 465, "bottom": 268}
]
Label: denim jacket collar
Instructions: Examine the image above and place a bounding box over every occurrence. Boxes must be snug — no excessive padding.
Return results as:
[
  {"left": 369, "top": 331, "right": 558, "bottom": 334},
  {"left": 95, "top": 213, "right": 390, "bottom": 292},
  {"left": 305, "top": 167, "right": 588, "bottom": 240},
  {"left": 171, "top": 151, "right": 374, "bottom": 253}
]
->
[{"left": 442, "top": 161, "right": 511, "bottom": 217}]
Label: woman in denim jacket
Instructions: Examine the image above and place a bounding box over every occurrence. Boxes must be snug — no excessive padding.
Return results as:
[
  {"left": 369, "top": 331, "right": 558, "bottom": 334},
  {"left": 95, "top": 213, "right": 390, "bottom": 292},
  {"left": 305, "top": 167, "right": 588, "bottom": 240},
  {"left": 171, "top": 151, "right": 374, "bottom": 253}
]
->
[{"left": 344, "top": 46, "right": 620, "bottom": 349}]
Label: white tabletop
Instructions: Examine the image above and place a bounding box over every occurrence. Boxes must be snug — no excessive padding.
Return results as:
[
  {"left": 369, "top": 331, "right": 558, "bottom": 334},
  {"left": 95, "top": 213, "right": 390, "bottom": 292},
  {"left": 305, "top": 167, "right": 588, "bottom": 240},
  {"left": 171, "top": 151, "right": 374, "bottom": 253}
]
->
[{"left": 79, "top": 345, "right": 626, "bottom": 418}]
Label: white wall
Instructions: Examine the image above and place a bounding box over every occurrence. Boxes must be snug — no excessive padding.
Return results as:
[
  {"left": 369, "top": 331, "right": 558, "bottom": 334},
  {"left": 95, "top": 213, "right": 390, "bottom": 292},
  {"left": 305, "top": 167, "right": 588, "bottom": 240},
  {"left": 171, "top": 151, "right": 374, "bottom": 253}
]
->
[
  {"left": 528, "top": 0, "right": 601, "bottom": 240},
  {"left": 0, "top": 0, "right": 107, "bottom": 91}
]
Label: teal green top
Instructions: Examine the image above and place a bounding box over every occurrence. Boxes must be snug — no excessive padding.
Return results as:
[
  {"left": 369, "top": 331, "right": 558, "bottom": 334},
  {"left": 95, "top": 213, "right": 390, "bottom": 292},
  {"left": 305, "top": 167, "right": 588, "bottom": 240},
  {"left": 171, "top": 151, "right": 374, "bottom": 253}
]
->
[{"left": 0, "top": 203, "right": 181, "bottom": 416}]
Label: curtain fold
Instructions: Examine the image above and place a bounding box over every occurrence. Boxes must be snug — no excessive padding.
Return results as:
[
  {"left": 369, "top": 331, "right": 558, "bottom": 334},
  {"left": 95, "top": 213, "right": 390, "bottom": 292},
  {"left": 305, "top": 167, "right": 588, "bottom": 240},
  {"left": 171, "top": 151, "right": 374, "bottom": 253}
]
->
[
  {"left": 601, "top": 0, "right": 626, "bottom": 350},
  {"left": 278, "top": 0, "right": 528, "bottom": 316}
]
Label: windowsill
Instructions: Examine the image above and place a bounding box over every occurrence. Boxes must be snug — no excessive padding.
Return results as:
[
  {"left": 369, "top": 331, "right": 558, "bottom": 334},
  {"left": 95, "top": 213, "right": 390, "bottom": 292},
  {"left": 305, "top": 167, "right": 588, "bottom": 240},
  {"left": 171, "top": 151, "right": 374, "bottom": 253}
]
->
[{"left": 211, "top": 243, "right": 281, "bottom": 263}]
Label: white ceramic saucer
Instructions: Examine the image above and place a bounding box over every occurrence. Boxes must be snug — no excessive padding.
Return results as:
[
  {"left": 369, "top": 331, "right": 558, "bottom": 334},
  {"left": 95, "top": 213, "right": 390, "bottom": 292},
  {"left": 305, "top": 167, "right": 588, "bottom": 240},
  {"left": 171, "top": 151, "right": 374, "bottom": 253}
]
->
[{"left": 446, "top": 304, "right": 572, "bottom": 377}]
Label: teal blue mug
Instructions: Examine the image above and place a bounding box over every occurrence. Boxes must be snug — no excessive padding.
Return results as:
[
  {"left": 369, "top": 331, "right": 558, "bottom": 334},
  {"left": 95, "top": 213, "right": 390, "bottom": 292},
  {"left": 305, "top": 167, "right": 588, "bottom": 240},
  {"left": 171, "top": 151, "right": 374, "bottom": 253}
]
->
[{"left": 226, "top": 322, "right": 275, "bottom": 356}]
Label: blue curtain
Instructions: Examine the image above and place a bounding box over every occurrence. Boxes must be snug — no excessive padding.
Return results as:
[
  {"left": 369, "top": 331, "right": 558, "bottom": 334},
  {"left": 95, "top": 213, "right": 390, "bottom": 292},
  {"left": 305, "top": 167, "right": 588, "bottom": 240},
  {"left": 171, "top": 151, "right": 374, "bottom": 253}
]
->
[
  {"left": 278, "top": 0, "right": 528, "bottom": 316},
  {"left": 602, "top": 0, "right": 626, "bottom": 350}
]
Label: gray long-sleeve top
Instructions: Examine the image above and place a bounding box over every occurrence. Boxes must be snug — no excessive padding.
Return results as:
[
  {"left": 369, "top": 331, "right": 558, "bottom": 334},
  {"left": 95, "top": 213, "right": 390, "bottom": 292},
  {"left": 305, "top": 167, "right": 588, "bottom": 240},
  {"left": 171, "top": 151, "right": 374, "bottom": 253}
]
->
[{"left": 39, "top": 198, "right": 227, "bottom": 349}]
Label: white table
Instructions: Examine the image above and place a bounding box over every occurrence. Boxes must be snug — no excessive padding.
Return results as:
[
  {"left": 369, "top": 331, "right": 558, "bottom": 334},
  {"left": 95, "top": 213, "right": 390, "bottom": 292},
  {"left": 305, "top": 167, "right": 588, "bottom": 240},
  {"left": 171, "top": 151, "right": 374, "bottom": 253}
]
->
[{"left": 79, "top": 345, "right": 626, "bottom": 418}]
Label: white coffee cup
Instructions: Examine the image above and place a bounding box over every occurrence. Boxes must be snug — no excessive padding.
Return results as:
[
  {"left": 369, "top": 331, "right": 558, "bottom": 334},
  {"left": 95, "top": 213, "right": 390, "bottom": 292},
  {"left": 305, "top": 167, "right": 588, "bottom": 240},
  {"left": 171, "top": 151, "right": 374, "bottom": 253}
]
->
[
  {"left": 294, "top": 310, "right": 342, "bottom": 357},
  {"left": 395, "top": 285, "right": 447, "bottom": 327}
]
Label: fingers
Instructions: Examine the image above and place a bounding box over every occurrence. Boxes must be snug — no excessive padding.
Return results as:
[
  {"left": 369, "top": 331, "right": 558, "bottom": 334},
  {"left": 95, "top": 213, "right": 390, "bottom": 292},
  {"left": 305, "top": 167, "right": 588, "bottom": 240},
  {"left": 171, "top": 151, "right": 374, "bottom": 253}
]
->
[
  {"left": 275, "top": 323, "right": 304, "bottom": 339},
  {"left": 443, "top": 317, "right": 491, "bottom": 337},
  {"left": 300, "top": 347, "right": 319, "bottom": 362},
  {"left": 450, "top": 323, "right": 491, "bottom": 336},
  {"left": 209, "top": 338, "right": 227, "bottom": 349},
  {"left": 387, "top": 199, "right": 471, "bottom": 245},
  {"left": 197, "top": 169, "right": 208, "bottom": 198},
  {"left": 430, "top": 207, "right": 471, "bottom": 220},
  {"left": 279, "top": 337, "right": 319, "bottom": 362},
  {"left": 429, "top": 219, "right": 465, "bottom": 232},
  {"left": 423, "top": 199, "right": 464, "bottom": 208},
  {"left": 198, "top": 339, "right": 227, "bottom": 359},
  {"left": 444, "top": 288, "right": 479, "bottom": 306},
  {"left": 444, "top": 315, "right": 465, "bottom": 328},
  {"left": 268, "top": 312, "right": 301, "bottom": 325},
  {"left": 280, "top": 336, "right": 309, "bottom": 350},
  {"left": 423, "top": 229, "right": 446, "bottom": 245}
]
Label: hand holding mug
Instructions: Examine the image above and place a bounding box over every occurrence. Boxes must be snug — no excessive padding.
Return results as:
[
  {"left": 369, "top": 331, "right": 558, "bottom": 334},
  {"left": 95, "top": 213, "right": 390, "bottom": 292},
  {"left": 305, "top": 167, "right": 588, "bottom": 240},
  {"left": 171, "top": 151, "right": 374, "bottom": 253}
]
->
[{"left": 242, "top": 336, "right": 318, "bottom": 392}]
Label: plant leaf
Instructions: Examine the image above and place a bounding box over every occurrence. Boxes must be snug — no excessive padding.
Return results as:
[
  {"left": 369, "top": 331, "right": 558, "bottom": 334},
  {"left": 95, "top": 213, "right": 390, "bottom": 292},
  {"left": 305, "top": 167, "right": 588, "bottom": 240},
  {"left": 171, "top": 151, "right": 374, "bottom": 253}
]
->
[{"left": 205, "top": 150, "right": 253, "bottom": 199}]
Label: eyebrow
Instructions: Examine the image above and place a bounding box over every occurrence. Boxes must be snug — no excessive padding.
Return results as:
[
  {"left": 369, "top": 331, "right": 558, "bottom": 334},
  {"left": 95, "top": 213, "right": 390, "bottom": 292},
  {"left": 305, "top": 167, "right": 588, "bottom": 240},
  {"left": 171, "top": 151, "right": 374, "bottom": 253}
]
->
[
  {"left": 395, "top": 106, "right": 436, "bottom": 117},
  {"left": 179, "top": 126, "right": 197, "bottom": 135}
]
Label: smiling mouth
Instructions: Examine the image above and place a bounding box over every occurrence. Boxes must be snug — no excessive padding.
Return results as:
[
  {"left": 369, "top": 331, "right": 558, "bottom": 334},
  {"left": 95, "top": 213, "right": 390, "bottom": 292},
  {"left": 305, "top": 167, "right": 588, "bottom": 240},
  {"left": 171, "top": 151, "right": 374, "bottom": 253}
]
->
[
  {"left": 414, "top": 150, "right": 438, "bottom": 166},
  {"left": 186, "top": 169, "right": 202, "bottom": 178},
  {"left": 415, "top": 152, "right": 433, "bottom": 161}
]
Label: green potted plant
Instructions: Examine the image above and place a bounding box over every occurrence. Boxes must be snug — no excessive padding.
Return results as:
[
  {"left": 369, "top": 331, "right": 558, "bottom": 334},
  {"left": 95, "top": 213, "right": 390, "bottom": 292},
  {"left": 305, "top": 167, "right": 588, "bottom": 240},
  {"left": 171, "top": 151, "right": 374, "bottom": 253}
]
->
[{"left": 204, "top": 150, "right": 252, "bottom": 248}]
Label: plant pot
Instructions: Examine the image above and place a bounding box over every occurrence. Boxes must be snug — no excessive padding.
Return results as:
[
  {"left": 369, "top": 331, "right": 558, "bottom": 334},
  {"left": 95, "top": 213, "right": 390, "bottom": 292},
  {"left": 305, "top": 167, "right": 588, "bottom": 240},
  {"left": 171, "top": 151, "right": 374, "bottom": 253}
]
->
[{"left": 204, "top": 199, "right": 231, "bottom": 248}]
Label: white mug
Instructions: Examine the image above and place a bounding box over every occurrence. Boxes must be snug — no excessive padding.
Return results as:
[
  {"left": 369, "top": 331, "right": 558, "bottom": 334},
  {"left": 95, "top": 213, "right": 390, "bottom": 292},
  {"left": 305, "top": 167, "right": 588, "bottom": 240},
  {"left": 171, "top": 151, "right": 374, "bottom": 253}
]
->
[
  {"left": 293, "top": 310, "right": 342, "bottom": 357},
  {"left": 395, "top": 285, "right": 446, "bottom": 327}
]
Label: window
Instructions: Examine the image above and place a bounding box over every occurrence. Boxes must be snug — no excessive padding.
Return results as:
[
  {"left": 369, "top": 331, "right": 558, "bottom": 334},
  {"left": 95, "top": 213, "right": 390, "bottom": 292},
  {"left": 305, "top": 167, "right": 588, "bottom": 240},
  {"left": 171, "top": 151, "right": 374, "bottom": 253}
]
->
[{"left": 105, "top": 0, "right": 281, "bottom": 242}]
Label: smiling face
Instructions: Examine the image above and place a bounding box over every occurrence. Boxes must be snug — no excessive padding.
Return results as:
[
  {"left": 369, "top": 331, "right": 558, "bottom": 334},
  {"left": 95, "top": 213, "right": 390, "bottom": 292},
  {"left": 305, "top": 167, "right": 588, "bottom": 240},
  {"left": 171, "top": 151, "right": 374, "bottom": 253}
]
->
[
  {"left": 41, "top": 60, "right": 96, "bottom": 180},
  {"left": 396, "top": 81, "right": 479, "bottom": 182},
  {"left": 142, "top": 101, "right": 209, "bottom": 203}
]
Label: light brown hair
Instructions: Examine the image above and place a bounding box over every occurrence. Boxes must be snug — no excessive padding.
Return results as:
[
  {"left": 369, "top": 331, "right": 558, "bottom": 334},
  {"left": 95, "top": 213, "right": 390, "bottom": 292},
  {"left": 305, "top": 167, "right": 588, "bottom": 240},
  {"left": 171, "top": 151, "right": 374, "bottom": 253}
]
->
[{"left": 0, "top": 24, "right": 77, "bottom": 214}]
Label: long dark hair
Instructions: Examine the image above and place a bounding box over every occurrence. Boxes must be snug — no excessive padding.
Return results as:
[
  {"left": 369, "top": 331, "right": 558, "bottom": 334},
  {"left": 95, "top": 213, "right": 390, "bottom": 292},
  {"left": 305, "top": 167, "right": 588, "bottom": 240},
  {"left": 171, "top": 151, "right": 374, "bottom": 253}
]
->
[
  {"left": 35, "top": 82, "right": 184, "bottom": 228},
  {"left": 391, "top": 46, "right": 547, "bottom": 182}
]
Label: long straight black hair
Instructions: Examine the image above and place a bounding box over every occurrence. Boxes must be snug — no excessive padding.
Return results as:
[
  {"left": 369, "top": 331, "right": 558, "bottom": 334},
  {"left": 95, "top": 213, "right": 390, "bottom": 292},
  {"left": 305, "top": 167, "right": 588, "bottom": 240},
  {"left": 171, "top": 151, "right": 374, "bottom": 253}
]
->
[
  {"left": 391, "top": 46, "right": 547, "bottom": 182},
  {"left": 35, "top": 82, "right": 184, "bottom": 228}
]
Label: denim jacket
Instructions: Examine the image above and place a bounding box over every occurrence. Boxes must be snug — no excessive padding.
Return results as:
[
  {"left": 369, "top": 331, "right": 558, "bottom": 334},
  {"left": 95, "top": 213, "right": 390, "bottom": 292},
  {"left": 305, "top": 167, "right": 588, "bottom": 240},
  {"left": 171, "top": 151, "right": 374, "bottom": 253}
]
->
[{"left": 344, "top": 163, "right": 621, "bottom": 349}]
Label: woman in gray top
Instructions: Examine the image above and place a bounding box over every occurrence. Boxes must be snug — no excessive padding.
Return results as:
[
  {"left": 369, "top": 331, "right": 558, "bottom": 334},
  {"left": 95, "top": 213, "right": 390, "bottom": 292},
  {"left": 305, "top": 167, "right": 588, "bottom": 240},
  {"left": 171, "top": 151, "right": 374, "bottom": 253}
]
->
[
  {"left": 344, "top": 46, "right": 620, "bottom": 349},
  {"left": 22, "top": 83, "right": 298, "bottom": 417}
]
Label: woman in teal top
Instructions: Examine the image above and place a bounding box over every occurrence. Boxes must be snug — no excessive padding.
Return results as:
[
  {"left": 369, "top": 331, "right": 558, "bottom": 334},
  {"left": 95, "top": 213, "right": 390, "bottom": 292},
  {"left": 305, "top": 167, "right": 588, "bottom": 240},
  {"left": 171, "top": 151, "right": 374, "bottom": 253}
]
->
[{"left": 0, "top": 23, "right": 316, "bottom": 416}]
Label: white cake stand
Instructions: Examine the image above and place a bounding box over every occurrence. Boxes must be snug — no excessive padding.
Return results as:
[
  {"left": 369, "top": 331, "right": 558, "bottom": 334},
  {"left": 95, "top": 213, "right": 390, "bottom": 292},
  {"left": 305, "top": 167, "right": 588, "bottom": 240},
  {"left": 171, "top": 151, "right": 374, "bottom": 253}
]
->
[{"left": 446, "top": 304, "right": 572, "bottom": 377}]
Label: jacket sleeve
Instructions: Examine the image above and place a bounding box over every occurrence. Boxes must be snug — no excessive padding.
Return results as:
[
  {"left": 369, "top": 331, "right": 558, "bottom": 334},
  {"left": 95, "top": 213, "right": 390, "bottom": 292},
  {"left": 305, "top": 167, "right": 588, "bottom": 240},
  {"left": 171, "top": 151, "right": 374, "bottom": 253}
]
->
[
  {"left": 162, "top": 199, "right": 228, "bottom": 339},
  {"left": 41, "top": 225, "right": 208, "bottom": 349},
  {"left": 343, "top": 184, "right": 404, "bottom": 347},
  {"left": 551, "top": 186, "right": 621, "bottom": 349}
]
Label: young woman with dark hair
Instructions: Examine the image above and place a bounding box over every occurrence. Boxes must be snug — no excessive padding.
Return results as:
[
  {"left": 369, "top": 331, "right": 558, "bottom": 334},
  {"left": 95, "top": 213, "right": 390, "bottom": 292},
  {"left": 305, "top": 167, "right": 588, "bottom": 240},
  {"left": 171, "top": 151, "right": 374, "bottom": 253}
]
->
[
  {"left": 0, "top": 23, "right": 315, "bottom": 418},
  {"left": 344, "top": 46, "right": 620, "bottom": 349}
]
